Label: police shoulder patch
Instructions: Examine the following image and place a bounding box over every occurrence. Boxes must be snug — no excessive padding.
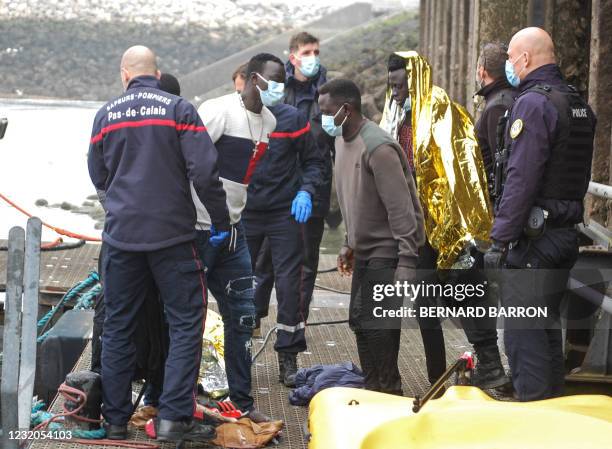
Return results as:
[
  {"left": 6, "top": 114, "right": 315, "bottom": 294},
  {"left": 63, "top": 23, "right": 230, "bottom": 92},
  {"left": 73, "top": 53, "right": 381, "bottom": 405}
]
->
[{"left": 510, "top": 119, "right": 523, "bottom": 139}]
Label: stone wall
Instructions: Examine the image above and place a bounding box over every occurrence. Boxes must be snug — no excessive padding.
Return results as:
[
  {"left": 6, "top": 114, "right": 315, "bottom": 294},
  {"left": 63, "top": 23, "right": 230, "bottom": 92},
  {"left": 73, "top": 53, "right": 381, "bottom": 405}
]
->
[
  {"left": 587, "top": 0, "right": 612, "bottom": 226},
  {"left": 419, "top": 0, "right": 611, "bottom": 229}
]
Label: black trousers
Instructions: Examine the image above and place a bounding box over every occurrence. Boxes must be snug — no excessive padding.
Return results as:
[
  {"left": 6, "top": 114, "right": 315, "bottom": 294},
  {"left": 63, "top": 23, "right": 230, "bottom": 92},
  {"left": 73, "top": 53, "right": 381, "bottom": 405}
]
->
[
  {"left": 415, "top": 242, "right": 499, "bottom": 383},
  {"left": 101, "top": 241, "right": 206, "bottom": 424},
  {"left": 349, "top": 257, "right": 403, "bottom": 395},
  {"left": 243, "top": 209, "right": 307, "bottom": 353},
  {"left": 92, "top": 243, "right": 168, "bottom": 399},
  {"left": 252, "top": 217, "right": 325, "bottom": 326},
  {"left": 502, "top": 228, "right": 578, "bottom": 401}
]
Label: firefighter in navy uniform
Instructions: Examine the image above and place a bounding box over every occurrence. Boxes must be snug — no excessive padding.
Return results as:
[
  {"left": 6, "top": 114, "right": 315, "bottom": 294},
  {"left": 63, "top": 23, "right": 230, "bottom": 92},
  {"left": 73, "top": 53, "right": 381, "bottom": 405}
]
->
[
  {"left": 88, "top": 46, "right": 230, "bottom": 441},
  {"left": 485, "top": 28, "right": 596, "bottom": 401}
]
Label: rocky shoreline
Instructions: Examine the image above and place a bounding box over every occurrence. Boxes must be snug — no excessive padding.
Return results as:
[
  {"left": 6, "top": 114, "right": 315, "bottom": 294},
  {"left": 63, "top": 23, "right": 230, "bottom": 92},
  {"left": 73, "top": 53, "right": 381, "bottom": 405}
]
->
[
  {"left": 1, "top": 17, "right": 268, "bottom": 100},
  {"left": 0, "top": 0, "right": 348, "bottom": 100},
  {"left": 36, "top": 195, "right": 105, "bottom": 230},
  {"left": 14, "top": 5, "right": 419, "bottom": 235}
]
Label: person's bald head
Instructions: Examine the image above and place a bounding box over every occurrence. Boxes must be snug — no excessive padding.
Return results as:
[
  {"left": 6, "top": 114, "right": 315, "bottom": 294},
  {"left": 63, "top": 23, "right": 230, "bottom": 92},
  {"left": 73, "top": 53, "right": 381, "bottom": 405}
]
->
[
  {"left": 120, "top": 45, "right": 161, "bottom": 90},
  {"left": 507, "top": 27, "right": 555, "bottom": 81}
]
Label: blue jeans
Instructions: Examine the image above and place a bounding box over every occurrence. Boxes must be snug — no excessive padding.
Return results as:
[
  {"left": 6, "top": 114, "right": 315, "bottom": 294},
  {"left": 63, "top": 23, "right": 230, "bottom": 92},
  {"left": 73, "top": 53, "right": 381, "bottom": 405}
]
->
[{"left": 196, "top": 224, "right": 256, "bottom": 411}]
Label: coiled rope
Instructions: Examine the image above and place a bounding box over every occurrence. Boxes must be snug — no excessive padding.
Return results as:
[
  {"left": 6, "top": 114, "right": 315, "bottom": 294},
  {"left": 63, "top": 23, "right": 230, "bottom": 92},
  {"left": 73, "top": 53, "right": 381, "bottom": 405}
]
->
[
  {"left": 33, "top": 383, "right": 159, "bottom": 448},
  {"left": 37, "top": 271, "right": 100, "bottom": 343}
]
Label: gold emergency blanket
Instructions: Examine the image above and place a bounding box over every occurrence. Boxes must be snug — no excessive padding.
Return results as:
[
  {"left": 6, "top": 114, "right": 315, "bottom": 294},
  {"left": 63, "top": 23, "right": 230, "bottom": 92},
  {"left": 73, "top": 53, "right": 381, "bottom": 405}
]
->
[
  {"left": 380, "top": 51, "right": 492, "bottom": 268},
  {"left": 199, "top": 309, "right": 229, "bottom": 398}
]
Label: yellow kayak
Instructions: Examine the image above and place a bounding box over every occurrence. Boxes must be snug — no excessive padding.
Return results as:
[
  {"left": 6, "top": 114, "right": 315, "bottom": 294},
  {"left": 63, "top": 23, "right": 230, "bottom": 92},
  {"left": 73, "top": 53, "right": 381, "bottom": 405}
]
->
[{"left": 308, "top": 386, "right": 612, "bottom": 449}]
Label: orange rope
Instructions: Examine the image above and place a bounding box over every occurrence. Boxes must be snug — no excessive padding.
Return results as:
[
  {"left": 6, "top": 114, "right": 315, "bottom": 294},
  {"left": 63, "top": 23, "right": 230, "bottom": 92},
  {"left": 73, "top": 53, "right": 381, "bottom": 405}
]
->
[
  {"left": 0, "top": 192, "right": 101, "bottom": 242},
  {"left": 41, "top": 237, "right": 64, "bottom": 249}
]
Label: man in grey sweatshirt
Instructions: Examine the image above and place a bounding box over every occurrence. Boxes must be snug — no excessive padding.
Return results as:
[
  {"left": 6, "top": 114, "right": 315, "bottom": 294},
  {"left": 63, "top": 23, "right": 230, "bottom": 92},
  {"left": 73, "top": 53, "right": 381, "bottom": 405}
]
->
[{"left": 318, "top": 79, "right": 425, "bottom": 394}]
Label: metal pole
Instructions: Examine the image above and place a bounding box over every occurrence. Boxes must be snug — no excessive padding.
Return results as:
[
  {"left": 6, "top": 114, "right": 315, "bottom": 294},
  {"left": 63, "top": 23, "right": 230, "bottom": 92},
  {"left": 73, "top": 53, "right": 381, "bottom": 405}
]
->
[
  {"left": 587, "top": 181, "right": 612, "bottom": 200},
  {"left": 567, "top": 277, "right": 612, "bottom": 316},
  {"left": 1, "top": 227, "right": 25, "bottom": 449},
  {"left": 18, "top": 218, "right": 42, "bottom": 432}
]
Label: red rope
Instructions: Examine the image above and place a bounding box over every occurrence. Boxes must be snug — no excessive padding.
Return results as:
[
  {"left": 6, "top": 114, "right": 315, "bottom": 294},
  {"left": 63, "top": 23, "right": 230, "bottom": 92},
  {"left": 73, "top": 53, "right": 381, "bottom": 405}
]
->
[
  {"left": 0, "top": 192, "right": 102, "bottom": 242},
  {"left": 41, "top": 237, "right": 63, "bottom": 249},
  {"left": 34, "top": 383, "right": 159, "bottom": 449}
]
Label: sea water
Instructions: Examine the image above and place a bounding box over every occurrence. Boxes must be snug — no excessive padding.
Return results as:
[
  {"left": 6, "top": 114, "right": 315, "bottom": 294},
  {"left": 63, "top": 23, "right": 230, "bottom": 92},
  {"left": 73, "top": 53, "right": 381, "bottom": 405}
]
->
[
  {"left": 0, "top": 98, "right": 345, "bottom": 254},
  {"left": 0, "top": 99, "right": 101, "bottom": 242}
]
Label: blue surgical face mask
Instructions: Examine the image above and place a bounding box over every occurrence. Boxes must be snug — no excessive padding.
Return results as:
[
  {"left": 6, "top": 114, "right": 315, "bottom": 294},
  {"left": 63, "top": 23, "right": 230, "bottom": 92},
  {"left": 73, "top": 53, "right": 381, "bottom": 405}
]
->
[
  {"left": 297, "top": 55, "right": 320, "bottom": 78},
  {"left": 256, "top": 73, "right": 285, "bottom": 107},
  {"left": 505, "top": 54, "right": 525, "bottom": 88},
  {"left": 322, "top": 105, "right": 347, "bottom": 137}
]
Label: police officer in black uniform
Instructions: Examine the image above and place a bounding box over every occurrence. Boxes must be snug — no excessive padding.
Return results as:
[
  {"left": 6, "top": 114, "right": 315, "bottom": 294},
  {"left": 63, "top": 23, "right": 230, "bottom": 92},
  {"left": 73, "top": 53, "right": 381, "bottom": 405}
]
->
[
  {"left": 485, "top": 28, "right": 596, "bottom": 401},
  {"left": 474, "top": 42, "right": 516, "bottom": 201}
]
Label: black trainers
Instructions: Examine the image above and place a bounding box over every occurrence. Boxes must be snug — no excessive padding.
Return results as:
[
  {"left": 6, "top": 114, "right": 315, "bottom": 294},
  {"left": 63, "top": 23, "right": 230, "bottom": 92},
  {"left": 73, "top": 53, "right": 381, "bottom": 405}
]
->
[
  {"left": 472, "top": 345, "right": 511, "bottom": 390},
  {"left": 103, "top": 422, "right": 128, "bottom": 440},
  {"left": 278, "top": 352, "right": 298, "bottom": 387},
  {"left": 155, "top": 418, "right": 216, "bottom": 442}
]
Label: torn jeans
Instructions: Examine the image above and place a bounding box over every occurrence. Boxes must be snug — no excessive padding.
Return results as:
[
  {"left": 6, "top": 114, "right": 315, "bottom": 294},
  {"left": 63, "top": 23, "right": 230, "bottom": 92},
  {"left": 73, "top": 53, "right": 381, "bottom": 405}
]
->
[{"left": 196, "top": 224, "right": 257, "bottom": 411}]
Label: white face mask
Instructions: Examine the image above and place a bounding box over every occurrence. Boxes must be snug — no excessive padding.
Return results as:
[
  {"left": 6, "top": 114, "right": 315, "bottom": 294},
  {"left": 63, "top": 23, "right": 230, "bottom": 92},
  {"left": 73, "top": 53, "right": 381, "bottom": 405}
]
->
[{"left": 402, "top": 95, "right": 412, "bottom": 112}]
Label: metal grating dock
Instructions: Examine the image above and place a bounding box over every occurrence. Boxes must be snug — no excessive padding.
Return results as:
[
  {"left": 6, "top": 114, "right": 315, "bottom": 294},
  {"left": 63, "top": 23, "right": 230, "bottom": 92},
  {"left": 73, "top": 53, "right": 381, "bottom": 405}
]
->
[
  {"left": 0, "top": 240, "right": 101, "bottom": 296},
  {"left": 29, "top": 304, "right": 508, "bottom": 449}
]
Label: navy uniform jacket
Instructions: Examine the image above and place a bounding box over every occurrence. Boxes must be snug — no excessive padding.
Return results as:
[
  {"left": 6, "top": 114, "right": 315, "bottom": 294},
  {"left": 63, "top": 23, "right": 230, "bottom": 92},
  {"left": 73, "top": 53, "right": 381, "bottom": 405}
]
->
[
  {"left": 284, "top": 62, "right": 334, "bottom": 217},
  {"left": 88, "top": 76, "right": 229, "bottom": 251},
  {"left": 491, "top": 64, "right": 587, "bottom": 243},
  {"left": 245, "top": 103, "right": 325, "bottom": 212}
]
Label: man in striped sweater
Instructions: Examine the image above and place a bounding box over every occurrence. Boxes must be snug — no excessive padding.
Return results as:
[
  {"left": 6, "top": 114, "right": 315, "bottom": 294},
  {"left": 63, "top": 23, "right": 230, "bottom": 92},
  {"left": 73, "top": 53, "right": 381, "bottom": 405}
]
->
[{"left": 193, "top": 53, "right": 282, "bottom": 422}]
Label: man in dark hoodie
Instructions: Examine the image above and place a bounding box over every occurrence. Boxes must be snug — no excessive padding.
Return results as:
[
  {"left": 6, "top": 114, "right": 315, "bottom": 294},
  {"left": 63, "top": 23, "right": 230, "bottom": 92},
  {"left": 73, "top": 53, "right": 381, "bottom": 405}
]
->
[
  {"left": 88, "top": 45, "right": 229, "bottom": 442},
  {"left": 252, "top": 32, "right": 334, "bottom": 338},
  {"left": 474, "top": 42, "right": 516, "bottom": 200}
]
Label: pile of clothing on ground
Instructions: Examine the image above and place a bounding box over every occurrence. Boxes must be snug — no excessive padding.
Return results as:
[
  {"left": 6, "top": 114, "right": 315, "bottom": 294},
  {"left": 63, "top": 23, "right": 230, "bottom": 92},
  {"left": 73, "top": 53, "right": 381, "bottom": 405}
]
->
[{"left": 289, "top": 362, "right": 365, "bottom": 406}]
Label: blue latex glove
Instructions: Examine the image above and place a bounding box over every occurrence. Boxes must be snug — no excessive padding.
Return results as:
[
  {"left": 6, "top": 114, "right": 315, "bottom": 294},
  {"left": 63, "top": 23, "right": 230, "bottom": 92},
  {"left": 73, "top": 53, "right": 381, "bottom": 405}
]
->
[
  {"left": 291, "top": 190, "right": 312, "bottom": 223},
  {"left": 209, "top": 224, "right": 230, "bottom": 247}
]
